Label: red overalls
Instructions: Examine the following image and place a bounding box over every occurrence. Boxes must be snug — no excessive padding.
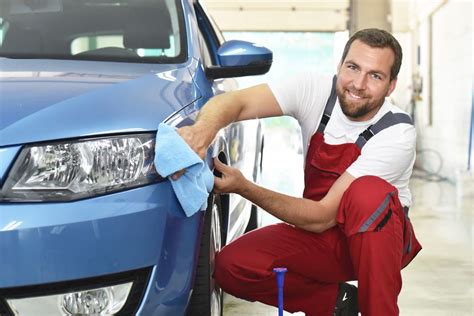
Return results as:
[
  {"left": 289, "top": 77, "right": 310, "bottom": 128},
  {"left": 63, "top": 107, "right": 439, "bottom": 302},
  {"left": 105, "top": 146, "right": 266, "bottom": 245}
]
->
[{"left": 214, "top": 77, "right": 422, "bottom": 315}]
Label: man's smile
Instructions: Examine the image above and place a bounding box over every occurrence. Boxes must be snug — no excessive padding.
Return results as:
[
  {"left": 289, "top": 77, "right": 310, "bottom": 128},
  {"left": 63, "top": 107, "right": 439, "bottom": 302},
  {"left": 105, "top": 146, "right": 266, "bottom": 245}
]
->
[{"left": 346, "top": 89, "right": 366, "bottom": 100}]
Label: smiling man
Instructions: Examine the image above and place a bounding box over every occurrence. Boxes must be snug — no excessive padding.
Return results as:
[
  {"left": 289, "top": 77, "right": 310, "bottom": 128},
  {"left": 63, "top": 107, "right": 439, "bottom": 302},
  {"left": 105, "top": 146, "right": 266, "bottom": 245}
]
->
[{"left": 178, "top": 28, "right": 422, "bottom": 316}]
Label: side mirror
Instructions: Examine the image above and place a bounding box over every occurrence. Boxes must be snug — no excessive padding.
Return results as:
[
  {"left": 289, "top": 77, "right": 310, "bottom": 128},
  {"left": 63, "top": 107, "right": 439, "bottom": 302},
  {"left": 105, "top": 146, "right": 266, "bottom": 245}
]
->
[{"left": 206, "top": 40, "right": 273, "bottom": 79}]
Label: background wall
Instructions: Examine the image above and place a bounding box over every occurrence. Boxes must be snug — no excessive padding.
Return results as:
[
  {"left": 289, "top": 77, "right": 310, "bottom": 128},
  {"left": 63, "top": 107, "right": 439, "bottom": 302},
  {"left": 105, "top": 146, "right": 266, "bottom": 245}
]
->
[{"left": 412, "top": 1, "right": 472, "bottom": 182}]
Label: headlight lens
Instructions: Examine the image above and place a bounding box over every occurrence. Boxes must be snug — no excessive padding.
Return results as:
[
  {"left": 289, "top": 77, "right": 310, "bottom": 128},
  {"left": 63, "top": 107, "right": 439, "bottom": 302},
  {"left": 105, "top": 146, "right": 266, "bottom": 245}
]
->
[
  {"left": 1, "top": 134, "right": 161, "bottom": 201},
  {"left": 7, "top": 282, "right": 133, "bottom": 315}
]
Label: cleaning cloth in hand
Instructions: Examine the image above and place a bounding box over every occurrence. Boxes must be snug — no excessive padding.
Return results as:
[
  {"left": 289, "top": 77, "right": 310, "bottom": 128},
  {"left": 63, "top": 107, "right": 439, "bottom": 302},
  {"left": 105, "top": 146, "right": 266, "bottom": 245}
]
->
[{"left": 154, "top": 123, "right": 214, "bottom": 217}]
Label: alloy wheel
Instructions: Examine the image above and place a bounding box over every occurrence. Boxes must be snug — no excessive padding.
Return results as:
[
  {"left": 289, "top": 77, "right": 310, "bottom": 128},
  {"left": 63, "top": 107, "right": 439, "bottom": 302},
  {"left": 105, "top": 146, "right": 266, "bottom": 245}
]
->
[{"left": 209, "top": 202, "right": 223, "bottom": 316}]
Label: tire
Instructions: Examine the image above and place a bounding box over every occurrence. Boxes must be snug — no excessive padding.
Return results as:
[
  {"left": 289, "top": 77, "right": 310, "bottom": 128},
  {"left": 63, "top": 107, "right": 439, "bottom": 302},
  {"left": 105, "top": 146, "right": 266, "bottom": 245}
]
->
[
  {"left": 186, "top": 194, "right": 224, "bottom": 316},
  {"left": 246, "top": 136, "right": 264, "bottom": 233},
  {"left": 245, "top": 204, "right": 259, "bottom": 233}
]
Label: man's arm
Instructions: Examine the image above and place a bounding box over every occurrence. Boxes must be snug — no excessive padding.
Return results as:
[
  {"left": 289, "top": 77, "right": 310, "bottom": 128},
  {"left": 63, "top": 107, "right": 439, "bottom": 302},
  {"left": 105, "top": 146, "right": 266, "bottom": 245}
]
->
[
  {"left": 177, "top": 84, "right": 282, "bottom": 159},
  {"left": 213, "top": 157, "right": 355, "bottom": 233}
]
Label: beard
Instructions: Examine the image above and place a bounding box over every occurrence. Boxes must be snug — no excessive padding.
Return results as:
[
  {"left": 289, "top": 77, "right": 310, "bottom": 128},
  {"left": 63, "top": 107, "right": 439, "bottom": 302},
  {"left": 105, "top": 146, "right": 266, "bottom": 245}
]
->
[{"left": 336, "top": 85, "right": 386, "bottom": 120}]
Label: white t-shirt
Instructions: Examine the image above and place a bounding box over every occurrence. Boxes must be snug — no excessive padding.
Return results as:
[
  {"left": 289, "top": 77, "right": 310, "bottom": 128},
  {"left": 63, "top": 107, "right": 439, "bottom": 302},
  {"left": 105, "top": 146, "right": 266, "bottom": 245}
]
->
[{"left": 268, "top": 72, "right": 416, "bottom": 207}]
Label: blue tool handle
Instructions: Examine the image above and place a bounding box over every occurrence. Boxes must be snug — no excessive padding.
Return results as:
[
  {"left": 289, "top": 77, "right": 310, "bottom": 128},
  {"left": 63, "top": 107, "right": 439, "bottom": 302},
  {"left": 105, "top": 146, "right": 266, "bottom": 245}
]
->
[{"left": 273, "top": 267, "right": 287, "bottom": 316}]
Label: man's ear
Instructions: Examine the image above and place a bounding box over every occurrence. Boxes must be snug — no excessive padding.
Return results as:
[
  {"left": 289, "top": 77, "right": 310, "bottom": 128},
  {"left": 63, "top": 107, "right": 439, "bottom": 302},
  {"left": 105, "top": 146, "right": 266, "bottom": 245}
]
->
[{"left": 386, "top": 78, "right": 398, "bottom": 97}]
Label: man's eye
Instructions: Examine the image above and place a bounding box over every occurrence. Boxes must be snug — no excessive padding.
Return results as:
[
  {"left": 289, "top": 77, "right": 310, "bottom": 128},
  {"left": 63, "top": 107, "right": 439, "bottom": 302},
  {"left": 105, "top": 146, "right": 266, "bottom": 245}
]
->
[
  {"left": 347, "top": 64, "right": 356, "bottom": 70},
  {"left": 372, "top": 74, "right": 382, "bottom": 80}
]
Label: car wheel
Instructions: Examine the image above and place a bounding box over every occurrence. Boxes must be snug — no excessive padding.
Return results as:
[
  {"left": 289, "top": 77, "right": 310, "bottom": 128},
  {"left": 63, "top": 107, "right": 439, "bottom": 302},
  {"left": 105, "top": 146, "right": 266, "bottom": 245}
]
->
[
  {"left": 187, "top": 194, "right": 224, "bottom": 316},
  {"left": 246, "top": 136, "right": 264, "bottom": 233},
  {"left": 245, "top": 202, "right": 263, "bottom": 233}
]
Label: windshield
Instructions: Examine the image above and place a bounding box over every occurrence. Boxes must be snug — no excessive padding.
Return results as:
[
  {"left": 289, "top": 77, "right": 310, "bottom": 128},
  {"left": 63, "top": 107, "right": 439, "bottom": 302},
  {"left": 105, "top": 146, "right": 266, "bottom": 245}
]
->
[{"left": 0, "top": 0, "right": 186, "bottom": 63}]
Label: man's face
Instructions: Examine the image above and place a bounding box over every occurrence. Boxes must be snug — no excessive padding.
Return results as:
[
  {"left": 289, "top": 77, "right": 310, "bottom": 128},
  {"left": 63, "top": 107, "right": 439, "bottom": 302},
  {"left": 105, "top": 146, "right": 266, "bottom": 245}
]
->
[{"left": 336, "top": 40, "right": 397, "bottom": 121}]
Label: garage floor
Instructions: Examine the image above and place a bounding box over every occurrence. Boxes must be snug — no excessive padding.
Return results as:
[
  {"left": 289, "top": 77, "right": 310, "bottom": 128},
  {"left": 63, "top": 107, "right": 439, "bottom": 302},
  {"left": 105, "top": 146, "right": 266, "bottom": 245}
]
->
[{"left": 223, "top": 125, "right": 473, "bottom": 316}]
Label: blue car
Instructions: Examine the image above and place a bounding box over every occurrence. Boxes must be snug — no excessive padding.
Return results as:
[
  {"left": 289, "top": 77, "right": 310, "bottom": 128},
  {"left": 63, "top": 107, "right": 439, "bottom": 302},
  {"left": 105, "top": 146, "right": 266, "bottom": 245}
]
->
[{"left": 0, "top": 0, "right": 272, "bottom": 315}]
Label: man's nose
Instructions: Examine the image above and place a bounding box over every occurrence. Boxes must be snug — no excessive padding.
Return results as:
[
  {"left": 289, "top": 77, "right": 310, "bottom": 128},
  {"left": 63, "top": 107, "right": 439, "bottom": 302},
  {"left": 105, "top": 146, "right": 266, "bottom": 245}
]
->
[{"left": 352, "top": 74, "right": 367, "bottom": 90}]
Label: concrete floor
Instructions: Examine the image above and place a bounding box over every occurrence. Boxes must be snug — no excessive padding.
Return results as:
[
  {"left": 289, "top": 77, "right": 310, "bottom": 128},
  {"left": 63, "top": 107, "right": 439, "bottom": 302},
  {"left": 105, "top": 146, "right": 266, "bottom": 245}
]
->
[{"left": 223, "top": 124, "right": 473, "bottom": 316}]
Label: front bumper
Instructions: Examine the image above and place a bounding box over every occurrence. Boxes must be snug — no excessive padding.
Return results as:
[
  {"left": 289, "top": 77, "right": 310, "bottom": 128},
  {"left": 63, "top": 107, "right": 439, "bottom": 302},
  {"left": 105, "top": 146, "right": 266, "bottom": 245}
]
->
[{"left": 0, "top": 182, "right": 204, "bottom": 315}]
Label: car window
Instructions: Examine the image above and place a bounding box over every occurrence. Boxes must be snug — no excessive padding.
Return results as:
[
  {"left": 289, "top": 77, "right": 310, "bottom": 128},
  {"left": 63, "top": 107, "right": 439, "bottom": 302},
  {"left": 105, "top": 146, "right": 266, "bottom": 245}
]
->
[
  {"left": 70, "top": 34, "right": 178, "bottom": 58},
  {"left": 194, "top": 2, "right": 223, "bottom": 65},
  {"left": 0, "top": 19, "right": 6, "bottom": 46},
  {"left": 204, "top": 11, "right": 225, "bottom": 46},
  {"left": 197, "top": 30, "right": 213, "bottom": 67},
  {"left": 0, "top": 0, "right": 187, "bottom": 63}
]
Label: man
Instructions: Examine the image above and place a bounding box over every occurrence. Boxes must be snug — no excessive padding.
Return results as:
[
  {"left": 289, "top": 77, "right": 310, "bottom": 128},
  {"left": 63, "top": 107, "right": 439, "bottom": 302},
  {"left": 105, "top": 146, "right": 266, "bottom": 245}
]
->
[{"left": 178, "top": 28, "right": 422, "bottom": 316}]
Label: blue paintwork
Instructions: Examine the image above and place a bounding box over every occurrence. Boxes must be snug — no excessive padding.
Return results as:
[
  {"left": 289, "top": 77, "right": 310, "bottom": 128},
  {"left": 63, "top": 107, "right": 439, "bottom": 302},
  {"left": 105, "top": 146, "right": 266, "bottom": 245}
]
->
[
  {"left": 0, "top": 182, "right": 203, "bottom": 316},
  {"left": 0, "top": 59, "right": 199, "bottom": 147},
  {"left": 0, "top": 183, "right": 194, "bottom": 285},
  {"left": 217, "top": 40, "right": 273, "bottom": 67},
  {"left": 0, "top": 0, "right": 272, "bottom": 314}
]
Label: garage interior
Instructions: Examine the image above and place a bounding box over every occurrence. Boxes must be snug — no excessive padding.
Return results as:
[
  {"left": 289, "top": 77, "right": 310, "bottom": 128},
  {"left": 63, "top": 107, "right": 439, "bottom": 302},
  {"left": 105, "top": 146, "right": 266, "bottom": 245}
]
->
[{"left": 202, "top": 0, "right": 473, "bottom": 315}]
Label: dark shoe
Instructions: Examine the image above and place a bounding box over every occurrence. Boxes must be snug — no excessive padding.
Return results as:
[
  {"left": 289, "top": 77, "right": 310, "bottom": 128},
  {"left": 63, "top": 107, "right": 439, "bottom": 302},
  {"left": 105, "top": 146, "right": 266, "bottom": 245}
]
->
[{"left": 333, "top": 282, "right": 359, "bottom": 316}]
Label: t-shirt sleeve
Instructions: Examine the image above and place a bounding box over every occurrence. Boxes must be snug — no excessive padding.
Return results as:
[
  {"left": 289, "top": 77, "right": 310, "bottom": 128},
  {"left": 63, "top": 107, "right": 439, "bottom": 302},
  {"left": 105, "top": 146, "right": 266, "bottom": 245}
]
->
[
  {"left": 268, "top": 71, "right": 313, "bottom": 120},
  {"left": 268, "top": 72, "right": 333, "bottom": 138},
  {"left": 346, "top": 124, "right": 416, "bottom": 183}
]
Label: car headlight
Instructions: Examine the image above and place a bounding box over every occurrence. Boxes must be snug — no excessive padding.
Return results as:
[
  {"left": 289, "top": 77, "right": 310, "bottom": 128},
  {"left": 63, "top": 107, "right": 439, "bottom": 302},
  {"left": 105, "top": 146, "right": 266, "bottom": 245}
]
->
[
  {"left": 0, "top": 134, "right": 161, "bottom": 202},
  {"left": 7, "top": 282, "right": 133, "bottom": 316}
]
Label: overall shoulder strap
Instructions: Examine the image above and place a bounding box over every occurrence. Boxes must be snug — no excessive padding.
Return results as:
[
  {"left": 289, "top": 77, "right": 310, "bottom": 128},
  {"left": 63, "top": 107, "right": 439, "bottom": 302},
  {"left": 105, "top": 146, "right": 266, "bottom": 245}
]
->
[
  {"left": 355, "top": 111, "right": 413, "bottom": 149},
  {"left": 316, "top": 75, "right": 338, "bottom": 133}
]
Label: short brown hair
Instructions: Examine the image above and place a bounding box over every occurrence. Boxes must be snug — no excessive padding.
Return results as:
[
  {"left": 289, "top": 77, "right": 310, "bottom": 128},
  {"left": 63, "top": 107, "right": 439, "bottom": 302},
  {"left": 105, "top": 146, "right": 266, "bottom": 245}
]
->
[{"left": 340, "top": 28, "right": 402, "bottom": 81}]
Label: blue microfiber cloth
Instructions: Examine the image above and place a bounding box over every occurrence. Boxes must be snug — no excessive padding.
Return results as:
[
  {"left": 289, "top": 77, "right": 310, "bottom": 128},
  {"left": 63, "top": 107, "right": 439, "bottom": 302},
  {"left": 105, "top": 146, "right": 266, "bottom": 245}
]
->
[{"left": 154, "top": 123, "right": 214, "bottom": 217}]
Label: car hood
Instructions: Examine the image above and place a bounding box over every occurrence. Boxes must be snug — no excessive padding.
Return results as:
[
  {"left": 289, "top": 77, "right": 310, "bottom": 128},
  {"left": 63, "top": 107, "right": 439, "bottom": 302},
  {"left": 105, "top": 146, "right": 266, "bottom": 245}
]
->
[{"left": 0, "top": 58, "right": 200, "bottom": 147}]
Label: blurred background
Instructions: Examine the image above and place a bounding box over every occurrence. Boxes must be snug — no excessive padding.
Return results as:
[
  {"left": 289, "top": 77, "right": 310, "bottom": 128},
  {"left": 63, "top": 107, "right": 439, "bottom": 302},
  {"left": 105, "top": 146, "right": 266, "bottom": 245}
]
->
[{"left": 200, "top": 0, "right": 473, "bottom": 315}]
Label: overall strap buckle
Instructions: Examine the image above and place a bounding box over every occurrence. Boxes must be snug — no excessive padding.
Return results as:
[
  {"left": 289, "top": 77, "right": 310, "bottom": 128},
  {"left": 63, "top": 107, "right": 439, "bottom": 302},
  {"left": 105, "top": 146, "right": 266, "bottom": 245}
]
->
[{"left": 360, "top": 127, "right": 374, "bottom": 141}]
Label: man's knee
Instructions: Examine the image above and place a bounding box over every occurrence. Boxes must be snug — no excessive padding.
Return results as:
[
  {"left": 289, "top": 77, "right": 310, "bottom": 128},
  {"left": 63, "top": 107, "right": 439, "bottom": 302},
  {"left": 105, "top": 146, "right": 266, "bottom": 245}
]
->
[
  {"left": 343, "top": 176, "right": 396, "bottom": 210},
  {"left": 214, "top": 246, "right": 240, "bottom": 293},
  {"left": 337, "top": 176, "right": 399, "bottom": 236},
  {"left": 214, "top": 242, "right": 275, "bottom": 299}
]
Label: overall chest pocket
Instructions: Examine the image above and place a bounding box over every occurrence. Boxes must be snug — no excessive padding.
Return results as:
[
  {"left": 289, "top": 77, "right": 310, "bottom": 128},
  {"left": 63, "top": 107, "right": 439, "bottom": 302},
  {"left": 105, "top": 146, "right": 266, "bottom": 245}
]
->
[{"left": 309, "top": 141, "right": 360, "bottom": 176}]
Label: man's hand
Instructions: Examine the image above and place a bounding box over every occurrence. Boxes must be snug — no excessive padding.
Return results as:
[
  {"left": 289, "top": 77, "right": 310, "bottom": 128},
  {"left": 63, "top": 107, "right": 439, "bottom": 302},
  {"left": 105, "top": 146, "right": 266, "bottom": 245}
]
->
[
  {"left": 213, "top": 157, "right": 247, "bottom": 194},
  {"left": 176, "top": 125, "right": 209, "bottom": 160},
  {"left": 170, "top": 124, "right": 212, "bottom": 180}
]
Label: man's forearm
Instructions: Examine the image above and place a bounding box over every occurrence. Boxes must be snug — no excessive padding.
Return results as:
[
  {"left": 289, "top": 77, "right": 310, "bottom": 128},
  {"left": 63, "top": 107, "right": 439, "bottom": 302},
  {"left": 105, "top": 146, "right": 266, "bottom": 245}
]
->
[
  {"left": 178, "top": 92, "right": 245, "bottom": 159},
  {"left": 238, "top": 178, "right": 336, "bottom": 233},
  {"left": 194, "top": 92, "right": 244, "bottom": 141},
  {"left": 192, "top": 84, "right": 283, "bottom": 144},
  {"left": 197, "top": 92, "right": 244, "bottom": 124},
  {"left": 179, "top": 84, "right": 282, "bottom": 160}
]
